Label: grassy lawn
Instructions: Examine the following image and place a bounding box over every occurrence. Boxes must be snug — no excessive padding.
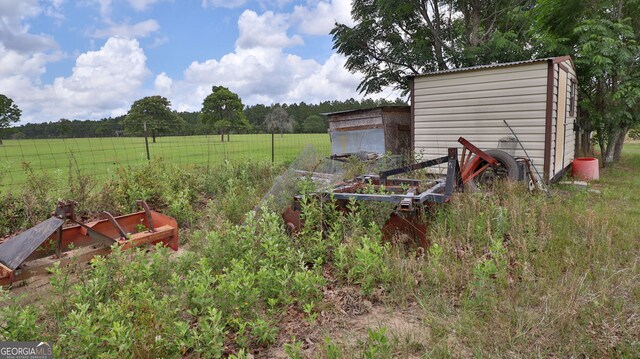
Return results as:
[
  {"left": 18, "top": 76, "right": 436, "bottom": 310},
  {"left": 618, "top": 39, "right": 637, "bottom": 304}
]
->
[{"left": 0, "top": 133, "right": 330, "bottom": 191}]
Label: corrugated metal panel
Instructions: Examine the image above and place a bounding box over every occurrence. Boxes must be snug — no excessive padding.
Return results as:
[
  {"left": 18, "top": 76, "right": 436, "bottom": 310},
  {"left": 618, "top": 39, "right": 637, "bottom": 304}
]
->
[
  {"left": 416, "top": 64, "right": 546, "bottom": 88},
  {"left": 416, "top": 87, "right": 546, "bottom": 102},
  {"left": 328, "top": 115, "right": 380, "bottom": 131},
  {"left": 413, "top": 60, "right": 549, "bottom": 178},
  {"left": 415, "top": 93, "right": 546, "bottom": 109},
  {"left": 322, "top": 106, "right": 409, "bottom": 117},
  {"left": 413, "top": 110, "right": 546, "bottom": 122},
  {"left": 415, "top": 102, "right": 547, "bottom": 116},
  {"left": 414, "top": 77, "right": 548, "bottom": 96},
  {"left": 412, "top": 57, "right": 554, "bottom": 78},
  {"left": 330, "top": 128, "right": 385, "bottom": 155},
  {"left": 415, "top": 118, "right": 548, "bottom": 129}
]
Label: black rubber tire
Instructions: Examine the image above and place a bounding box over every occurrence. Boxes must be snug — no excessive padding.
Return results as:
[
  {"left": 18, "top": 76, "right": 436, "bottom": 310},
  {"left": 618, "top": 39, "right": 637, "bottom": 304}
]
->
[{"left": 465, "top": 149, "right": 520, "bottom": 192}]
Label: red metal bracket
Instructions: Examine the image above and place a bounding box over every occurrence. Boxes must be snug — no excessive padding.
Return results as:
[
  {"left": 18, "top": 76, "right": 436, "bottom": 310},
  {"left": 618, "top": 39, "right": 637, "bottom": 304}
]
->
[{"left": 458, "top": 137, "right": 498, "bottom": 184}]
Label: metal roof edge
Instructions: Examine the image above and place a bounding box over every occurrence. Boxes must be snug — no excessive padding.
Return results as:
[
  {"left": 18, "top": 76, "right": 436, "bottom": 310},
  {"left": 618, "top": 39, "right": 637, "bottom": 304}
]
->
[
  {"left": 409, "top": 56, "right": 573, "bottom": 79},
  {"left": 320, "top": 105, "right": 410, "bottom": 117}
]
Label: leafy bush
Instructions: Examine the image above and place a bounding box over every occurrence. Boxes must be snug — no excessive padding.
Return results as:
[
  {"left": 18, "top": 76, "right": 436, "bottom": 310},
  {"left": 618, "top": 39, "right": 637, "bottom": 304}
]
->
[
  {"left": 630, "top": 126, "right": 640, "bottom": 140},
  {"left": 0, "top": 289, "right": 42, "bottom": 341},
  {"left": 335, "top": 226, "right": 391, "bottom": 296},
  {"left": 0, "top": 158, "right": 277, "bottom": 237}
]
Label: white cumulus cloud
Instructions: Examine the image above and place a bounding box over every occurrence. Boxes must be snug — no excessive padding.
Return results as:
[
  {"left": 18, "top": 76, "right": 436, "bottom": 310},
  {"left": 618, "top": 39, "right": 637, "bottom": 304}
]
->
[
  {"left": 10, "top": 37, "right": 150, "bottom": 122},
  {"left": 0, "top": 0, "right": 58, "bottom": 53},
  {"left": 157, "top": 8, "right": 391, "bottom": 112},
  {"left": 92, "top": 19, "right": 160, "bottom": 38},
  {"left": 236, "top": 10, "right": 303, "bottom": 49},
  {"left": 127, "top": 0, "right": 165, "bottom": 11},
  {"left": 93, "top": 0, "right": 166, "bottom": 16},
  {"left": 292, "top": 0, "right": 355, "bottom": 35},
  {"left": 154, "top": 72, "right": 173, "bottom": 94},
  {"left": 201, "top": 0, "right": 248, "bottom": 8}
]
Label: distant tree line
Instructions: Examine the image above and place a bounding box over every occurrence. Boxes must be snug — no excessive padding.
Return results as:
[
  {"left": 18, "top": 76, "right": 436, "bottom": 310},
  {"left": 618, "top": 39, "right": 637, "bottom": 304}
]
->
[{"left": 0, "top": 97, "right": 406, "bottom": 140}]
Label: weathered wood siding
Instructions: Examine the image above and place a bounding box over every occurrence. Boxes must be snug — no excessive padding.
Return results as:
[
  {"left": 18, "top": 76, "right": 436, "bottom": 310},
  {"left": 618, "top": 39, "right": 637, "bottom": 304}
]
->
[
  {"left": 328, "top": 107, "right": 411, "bottom": 156},
  {"left": 382, "top": 108, "right": 411, "bottom": 156},
  {"left": 413, "top": 61, "right": 566, "bottom": 180}
]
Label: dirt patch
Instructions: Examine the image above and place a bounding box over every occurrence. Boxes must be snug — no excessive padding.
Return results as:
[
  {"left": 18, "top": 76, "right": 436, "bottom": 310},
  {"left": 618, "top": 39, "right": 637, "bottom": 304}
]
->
[{"left": 267, "top": 286, "right": 430, "bottom": 358}]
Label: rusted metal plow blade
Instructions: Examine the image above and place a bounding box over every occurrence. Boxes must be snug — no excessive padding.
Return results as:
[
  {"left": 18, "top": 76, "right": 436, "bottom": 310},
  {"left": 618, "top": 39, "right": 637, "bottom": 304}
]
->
[
  {"left": 282, "top": 206, "right": 302, "bottom": 235},
  {"left": 0, "top": 201, "right": 178, "bottom": 287},
  {"left": 382, "top": 212, "right": 428, "bottom": 249},
  {"left": 0, "top": 217, "right": 64, "bottom": 271}
]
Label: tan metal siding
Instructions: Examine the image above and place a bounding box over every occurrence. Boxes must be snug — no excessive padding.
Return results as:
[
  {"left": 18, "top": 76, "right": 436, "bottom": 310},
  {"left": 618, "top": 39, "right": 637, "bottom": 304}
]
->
[
  {"left": 413, "top": 62, "right": 549, "bottom": 176},
  {"left": 550, "top": 61, "right": 577, "bottom": 178},
  {"left": 562, "top": 60, "right": 577, "bottom": 171},
  {"left": 549, "top": 64, "right": 559, "bottom": 179},
  {"left": 414, "top": 77, "right": 547, "bottom": 96}
]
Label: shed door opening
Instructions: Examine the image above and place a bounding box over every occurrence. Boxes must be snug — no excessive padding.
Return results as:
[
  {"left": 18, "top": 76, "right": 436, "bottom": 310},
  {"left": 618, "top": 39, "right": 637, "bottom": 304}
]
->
[{"left": 554, "top": 70, "right": 568, "bottom": 174}]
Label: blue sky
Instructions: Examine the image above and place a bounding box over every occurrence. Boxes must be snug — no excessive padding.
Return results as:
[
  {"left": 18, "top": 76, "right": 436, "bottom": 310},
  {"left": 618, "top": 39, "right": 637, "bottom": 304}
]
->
[{"left": 0, "top": 0, "right": 395, "bottom": 123}]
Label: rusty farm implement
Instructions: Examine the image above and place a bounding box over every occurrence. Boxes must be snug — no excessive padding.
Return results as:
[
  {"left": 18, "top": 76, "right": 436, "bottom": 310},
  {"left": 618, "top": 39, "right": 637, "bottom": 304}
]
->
[
  {"left": 0, "top": 200, "right": 178, "bottom": 286},
  {"left": 283, "top": 137, "right": 524, "bottom": 248}
]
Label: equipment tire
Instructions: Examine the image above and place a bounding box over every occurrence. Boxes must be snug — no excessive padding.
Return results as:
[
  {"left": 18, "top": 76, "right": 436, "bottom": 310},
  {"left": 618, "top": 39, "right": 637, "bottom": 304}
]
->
[{"left": 465, "top": 149, "right": 519, "bottom": 192}]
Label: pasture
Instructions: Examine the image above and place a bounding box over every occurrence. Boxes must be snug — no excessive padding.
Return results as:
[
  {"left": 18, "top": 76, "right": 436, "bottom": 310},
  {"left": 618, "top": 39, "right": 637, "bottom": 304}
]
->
[{"left": 0, "top": 133, "right": 330, "bottom": 190}]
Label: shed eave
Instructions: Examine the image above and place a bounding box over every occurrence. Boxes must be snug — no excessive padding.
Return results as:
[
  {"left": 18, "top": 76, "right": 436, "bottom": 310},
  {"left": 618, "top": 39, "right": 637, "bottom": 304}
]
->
[{"left": 408, "top": 56, "right": 573, "bottom": 79}]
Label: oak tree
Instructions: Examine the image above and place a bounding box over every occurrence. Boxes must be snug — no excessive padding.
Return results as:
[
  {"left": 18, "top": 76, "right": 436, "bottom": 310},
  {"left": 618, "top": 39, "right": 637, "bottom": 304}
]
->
[
  {"left": 123, "top": 96, "right": 183, "bottom": 143},
  {"left": 0, "top": 94, "right": 21, "bottom": 145},
  {"left": 200, "top": 86, "right": 247, "bottom": 142}
]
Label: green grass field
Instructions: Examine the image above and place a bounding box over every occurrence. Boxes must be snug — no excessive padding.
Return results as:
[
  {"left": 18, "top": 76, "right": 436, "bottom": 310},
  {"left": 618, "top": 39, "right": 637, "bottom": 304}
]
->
[{"left": 0, "top": 133, "right": 330, "bottom": 190}]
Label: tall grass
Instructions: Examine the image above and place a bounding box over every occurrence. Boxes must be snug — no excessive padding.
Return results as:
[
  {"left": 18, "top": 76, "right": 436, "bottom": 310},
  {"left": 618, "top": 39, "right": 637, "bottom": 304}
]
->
[{"left": 1, "top": 144, "right": 639, "bottom": 357}]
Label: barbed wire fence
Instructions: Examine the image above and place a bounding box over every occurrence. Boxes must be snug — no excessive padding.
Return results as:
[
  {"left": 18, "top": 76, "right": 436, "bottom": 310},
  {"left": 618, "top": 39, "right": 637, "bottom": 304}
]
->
[{"left": 0, "top": 122, "right": 331, "bottom": 191}]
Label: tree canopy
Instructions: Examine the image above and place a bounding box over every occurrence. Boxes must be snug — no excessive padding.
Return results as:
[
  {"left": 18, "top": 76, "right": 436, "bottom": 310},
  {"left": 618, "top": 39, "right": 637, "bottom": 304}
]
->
[
  {"left": 331, "top": 0, "right": 535, "bottom": 95},
  {"left": 200, "top": 86, "right": 248, "bottom": 142},
  {"left": 264, "top": 106, "right": 295, "bottom": 136},
  {"left": 302, "top": 115, "right": 327, "bottom": 133},
  {"left": 0, "top": 94, "right": 21, "bottom": 145},
  {"left": 0, "top": 94, "right": 21, "bottom": 129},
  {"left": 533, "top": 0, "right": 640, "bottom": 164},
  {"left": 122, "top": 95, "right": 183, "bottom": 143},
  {"left": 0, "top": 98, "right": 408, "bottom": 139}
]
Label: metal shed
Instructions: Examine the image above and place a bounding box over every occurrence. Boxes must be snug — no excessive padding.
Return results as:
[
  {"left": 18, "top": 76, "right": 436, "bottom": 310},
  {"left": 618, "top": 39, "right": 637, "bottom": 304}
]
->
[
  {"left": 411, "top": 56, "right": 577, "bottom": 183},
  {"left": 326, "top": 106, "right": 411, "bottom": 156}
]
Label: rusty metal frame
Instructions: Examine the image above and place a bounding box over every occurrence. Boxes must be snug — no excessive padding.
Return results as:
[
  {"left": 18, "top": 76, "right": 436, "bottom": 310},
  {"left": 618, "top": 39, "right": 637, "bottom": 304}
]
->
[
  {"left": 0, "top": 200, "right": 178, "bottom": 287},
  {"left": 282, "top": 137, "right": 501, "bottom": 247}
]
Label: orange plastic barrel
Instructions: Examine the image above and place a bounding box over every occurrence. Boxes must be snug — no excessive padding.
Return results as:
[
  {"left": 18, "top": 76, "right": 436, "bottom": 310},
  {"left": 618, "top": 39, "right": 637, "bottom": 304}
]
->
[{"left": 571, "top": 157, "right": 599, "bottom": 181}]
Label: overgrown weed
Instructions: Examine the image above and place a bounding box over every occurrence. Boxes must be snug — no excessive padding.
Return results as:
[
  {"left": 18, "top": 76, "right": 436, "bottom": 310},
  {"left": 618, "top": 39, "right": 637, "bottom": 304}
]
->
[{"left": 1, "top": 147, "right": 639, "bottom": 357}]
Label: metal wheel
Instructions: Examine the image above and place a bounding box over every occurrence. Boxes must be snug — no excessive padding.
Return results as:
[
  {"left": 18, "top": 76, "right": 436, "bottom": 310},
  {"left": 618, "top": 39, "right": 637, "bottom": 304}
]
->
[{"left": 466, "top": 149, "right": 520, "bottom": 191}]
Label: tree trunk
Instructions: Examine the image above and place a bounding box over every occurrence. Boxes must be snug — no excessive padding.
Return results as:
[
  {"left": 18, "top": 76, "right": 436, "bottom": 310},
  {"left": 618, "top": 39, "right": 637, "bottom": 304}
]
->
[
  {"left": 418, "top": 0, "right": 447, "bottom": 71},
  {"left": 602, "top": 133, "right": 615, "bottom": 167},
  {"left": 0, "top": 139, "right": 3, "bottom": 145},
  {"left": 220, "top": 130, "right": 224, "bottom": 142},
  {"left": 469, "top": 5, "right": 481, "bottom": 47},
  {"left": 612, "top": 125, "right": 629, "bottom": 162},
  {"left": 579, "top": 130, "right": 592, "bottom": 157},
  {"left": 152, "top": 132, "right": 156, "bottom": 143},
  {"left": 227, "top": 132, "right": 230, "bottom": 142},
  {"left": 598, "top": 131, "right": 608, "bottom": 167}
]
